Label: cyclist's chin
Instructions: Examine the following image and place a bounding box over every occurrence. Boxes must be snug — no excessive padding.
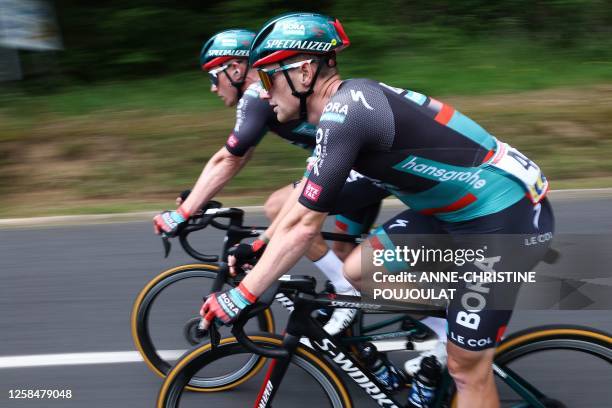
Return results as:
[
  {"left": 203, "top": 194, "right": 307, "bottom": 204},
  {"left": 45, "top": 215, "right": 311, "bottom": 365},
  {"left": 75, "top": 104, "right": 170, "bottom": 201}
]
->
[
  {"left": 275, "top": 108, "right": 298, "bottom": 123},
  {"left": 223, "top": 96, "right": 237, "bottom": 107}
]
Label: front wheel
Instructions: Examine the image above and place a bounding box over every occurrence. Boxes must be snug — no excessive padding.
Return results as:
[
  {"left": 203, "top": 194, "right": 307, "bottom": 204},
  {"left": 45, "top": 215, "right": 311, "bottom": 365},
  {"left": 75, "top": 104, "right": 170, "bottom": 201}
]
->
[
  {"left": 131, "top": 263, "right": 274, "bottom": 391},
  {"left": 157, "top": 333, "right": 353, "bottom": 408}
]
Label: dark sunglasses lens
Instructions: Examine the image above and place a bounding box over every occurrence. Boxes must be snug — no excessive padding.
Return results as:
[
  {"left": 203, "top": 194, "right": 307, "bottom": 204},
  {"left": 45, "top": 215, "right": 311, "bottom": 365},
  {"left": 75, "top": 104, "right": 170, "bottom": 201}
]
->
[{"left": 208, "top": 73, "right": 218, "bottom": 86}]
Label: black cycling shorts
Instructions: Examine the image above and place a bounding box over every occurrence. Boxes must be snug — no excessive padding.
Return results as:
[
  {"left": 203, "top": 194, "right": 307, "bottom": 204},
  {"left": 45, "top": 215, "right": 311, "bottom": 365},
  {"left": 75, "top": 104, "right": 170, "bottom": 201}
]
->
[{"left": 369, "top": 197, "right": 554, "bottom": 351}]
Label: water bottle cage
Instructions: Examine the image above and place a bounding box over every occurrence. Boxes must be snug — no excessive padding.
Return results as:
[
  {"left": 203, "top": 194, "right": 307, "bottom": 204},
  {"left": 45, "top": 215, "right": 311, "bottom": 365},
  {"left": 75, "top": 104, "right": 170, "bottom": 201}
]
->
[{"left": 373, "top": 357, "right": 403, "bottom": 392}]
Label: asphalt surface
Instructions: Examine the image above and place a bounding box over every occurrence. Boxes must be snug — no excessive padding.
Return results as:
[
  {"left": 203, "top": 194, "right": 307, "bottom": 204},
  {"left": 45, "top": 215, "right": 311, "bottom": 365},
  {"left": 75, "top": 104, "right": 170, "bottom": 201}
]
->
[{"left": 1, "top": 196, "right": 611, "bottom": 408}]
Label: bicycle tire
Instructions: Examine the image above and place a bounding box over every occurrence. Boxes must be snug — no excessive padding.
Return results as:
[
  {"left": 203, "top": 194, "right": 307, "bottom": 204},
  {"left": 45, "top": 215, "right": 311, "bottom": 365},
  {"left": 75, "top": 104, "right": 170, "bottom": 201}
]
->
[
  {"left": 450, "top": 325, "right": 612, "bottom": 407},
  {"left": 495, "top": 324, "right": 612, "bottom": 362},
  {"left": 131, "top": 263, "right": 274, "bottom": 391},
  {"left": 157, "top": 333, "right": 353, "bottom": 408}
]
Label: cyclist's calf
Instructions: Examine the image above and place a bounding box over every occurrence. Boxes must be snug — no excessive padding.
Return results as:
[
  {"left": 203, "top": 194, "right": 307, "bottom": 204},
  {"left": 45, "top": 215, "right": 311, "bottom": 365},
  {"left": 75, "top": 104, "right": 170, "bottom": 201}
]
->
[
  {"left": 332, "top": 237, "right": 354, "bottom": 261},
  {"left": 342, "top": 244, "right": 366, "bottom": 288},
  {"left": 446, "top": 342, "right": 500, "bottom": 408}
]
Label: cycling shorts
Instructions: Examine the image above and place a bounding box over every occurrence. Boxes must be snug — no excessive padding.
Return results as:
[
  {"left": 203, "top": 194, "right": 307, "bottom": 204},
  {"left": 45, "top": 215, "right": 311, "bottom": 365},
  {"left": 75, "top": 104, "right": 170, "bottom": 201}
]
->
[{"left": 370, "top": 197, "right": 554, "bottom": 351}]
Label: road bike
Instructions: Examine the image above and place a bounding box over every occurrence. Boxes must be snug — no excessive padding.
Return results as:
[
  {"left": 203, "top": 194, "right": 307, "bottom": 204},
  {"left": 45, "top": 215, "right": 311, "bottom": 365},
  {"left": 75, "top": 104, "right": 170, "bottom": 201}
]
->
[
  {"left": 132, "top": 202, "right": 423, "bottom": 391},
  {"left": 157, "top": 277, "right": 612, "bottom": 407}
]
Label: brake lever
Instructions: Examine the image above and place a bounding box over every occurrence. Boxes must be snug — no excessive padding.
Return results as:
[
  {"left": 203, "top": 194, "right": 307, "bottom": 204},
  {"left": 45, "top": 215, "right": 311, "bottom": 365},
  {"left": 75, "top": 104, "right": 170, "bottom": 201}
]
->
[
  {"left": 161, "top": 234, "right": 171, "bottom": 258},
  {"left": 199, "top": 318, "right": 221, "bottom": 349}
]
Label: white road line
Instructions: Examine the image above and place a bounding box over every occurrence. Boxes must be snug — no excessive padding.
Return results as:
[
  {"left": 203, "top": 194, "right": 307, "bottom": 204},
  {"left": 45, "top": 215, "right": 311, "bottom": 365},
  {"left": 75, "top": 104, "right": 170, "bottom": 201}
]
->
[{"left": 0, "top": 350, "right": 187, "bottom": 369}]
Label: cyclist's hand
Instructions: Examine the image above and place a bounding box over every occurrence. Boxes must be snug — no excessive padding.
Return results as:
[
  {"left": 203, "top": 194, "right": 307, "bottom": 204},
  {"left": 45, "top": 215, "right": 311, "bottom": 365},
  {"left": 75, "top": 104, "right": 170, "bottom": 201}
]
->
[
  {"left": 199, "top": 283, "right": 257, "bottom": 329},
  {"left": 153, "top": 207, "right": 190, "bottom": 236},
  {"left": 175, "top": 189, "right": 191, "bottom": 206},
  {"left": 227, "top": 239, "right": 267, "bottom": 276},
  {"left": 227, "top": 255, "right": 254, "bottom": 277}
]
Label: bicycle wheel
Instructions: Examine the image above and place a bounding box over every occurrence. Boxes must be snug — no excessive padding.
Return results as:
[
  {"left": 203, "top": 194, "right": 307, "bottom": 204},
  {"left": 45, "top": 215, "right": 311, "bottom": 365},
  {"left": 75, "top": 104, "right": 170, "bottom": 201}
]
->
[
  {"left": 157, "top": 333, "right": 353, "bottom": 408},
  {"left": 450, "top": 325, "right": 612, "bottom": 407},
  {"left": 131, "top": 263, "right": 274, "bottom": 391}
]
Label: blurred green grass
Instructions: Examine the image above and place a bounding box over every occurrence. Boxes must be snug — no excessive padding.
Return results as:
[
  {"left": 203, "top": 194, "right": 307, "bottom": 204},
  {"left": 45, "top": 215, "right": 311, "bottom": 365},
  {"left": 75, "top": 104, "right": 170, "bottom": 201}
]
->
[
  {"left": 3, "top": 37, "right": 612, "bottom": 117},
  {"left": 1, "top": 39, "right": 611, "bottom": 217}
]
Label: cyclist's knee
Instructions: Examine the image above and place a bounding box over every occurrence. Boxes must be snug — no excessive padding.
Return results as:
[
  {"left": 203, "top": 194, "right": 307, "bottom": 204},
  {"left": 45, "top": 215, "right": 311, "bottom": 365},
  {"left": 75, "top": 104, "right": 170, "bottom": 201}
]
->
[
  {"left": 447, "top": 342, "right": 495, "bottom": 392},
  {"left": 264, "top": 187, "right": 289, "bottom": 221}
]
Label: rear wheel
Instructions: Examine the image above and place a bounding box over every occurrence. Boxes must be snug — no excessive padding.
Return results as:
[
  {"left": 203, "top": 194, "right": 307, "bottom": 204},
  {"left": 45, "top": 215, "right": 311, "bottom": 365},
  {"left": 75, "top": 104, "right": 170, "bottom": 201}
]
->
[
  {"left": 131, "top": 263, "right": 274, "bottom": 391},
  {"left": 450, "top": 325, "right": 612, "bottom": 407}
]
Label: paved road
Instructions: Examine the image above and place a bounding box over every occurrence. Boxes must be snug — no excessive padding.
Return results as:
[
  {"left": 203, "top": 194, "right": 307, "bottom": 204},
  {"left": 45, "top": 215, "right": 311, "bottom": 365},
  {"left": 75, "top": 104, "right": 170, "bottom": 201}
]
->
[{"left": 1, "top": 196, "right": 611, "bottom": 407}]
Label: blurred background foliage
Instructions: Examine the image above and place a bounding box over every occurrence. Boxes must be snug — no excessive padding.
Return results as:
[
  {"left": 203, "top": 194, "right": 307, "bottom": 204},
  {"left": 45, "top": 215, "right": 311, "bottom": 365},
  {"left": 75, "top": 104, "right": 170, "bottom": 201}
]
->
[
  {"left": 0, "top": 0, "right": 611, "bottom": 216},
  {"left": 27, "top": 0, "right": 612, "bottom": 82}
]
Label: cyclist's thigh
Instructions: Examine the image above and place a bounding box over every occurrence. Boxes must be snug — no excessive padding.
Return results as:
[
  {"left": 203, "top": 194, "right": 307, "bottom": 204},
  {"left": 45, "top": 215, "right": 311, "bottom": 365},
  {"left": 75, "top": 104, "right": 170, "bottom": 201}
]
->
[
  {"left": 332, "top": 193, "right": 386, "bottom": 260},
  {"left": 368, "top": 208, "right": 446, "bottom": 271},
  {"left": 445, "top": 197, "right": 555, "bottom": 352},
  {"left": 343, "top": 208, "right": 445, "bottom": 282},
  {"left": 331, "top": 172, "right": 391, "bottom": 234},
  {"left": 335, "top": 200, "right": 383, "bottom": 236}
]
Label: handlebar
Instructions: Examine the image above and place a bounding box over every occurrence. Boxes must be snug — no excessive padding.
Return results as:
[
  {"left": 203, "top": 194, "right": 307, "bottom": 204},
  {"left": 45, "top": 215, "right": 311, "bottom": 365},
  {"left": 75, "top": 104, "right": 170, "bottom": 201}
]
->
[
  {"left": 205, "top": 281, "right": 289, "bottom": 358},
  {"left": 161, "top": 200, "right": 259, "bottom": 261},
  {"left": 160, "top": 200, "right": 362, "bottom": 263},
  {"left": 231, "top": 281, "right": 289, "bottom": 359}
]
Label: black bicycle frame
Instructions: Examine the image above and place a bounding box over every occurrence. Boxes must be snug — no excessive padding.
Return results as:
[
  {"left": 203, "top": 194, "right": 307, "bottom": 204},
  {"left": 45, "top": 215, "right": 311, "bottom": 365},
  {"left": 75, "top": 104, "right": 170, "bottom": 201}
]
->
[
  {"left": 240, "top": 292, "right": 550, "bottom": 408},
  {"left": 250, "top": 293, "right": 446, "bottom": 408}
]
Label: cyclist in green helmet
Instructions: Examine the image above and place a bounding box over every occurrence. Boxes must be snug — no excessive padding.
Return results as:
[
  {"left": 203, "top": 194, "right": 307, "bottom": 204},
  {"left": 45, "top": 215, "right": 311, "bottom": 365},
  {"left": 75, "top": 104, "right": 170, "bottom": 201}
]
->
[
  {"left": 201, "top": 12, "right": 555, "bottom": 408},
  {"left": 153, "top": 28, "right": 392, "bottom": 335},
  {"left": 199, "top": 28, "right": 254, "bottom": 105}
]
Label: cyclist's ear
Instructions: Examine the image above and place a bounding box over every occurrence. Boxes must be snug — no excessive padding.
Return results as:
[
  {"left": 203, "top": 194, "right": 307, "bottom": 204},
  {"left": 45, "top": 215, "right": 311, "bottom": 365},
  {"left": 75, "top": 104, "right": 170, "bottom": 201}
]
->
[
  {"left": 300, "top": 60, "right": 319, "bottom": 88},
  {"left": 230, "top": 60, "right": 245, "bottom": 78}
]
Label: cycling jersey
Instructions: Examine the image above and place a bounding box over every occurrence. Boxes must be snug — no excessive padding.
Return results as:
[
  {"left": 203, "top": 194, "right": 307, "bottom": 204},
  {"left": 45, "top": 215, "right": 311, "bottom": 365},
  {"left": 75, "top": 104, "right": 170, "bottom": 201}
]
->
[
  {"left": 224, "top": 81, "right": 390, "bottom": 234},
  {"left": 299, "top": 79, "right": 548, "bottom": 223},
  {"left": 225, "top": 82, "right": 318, "bottom": 156}
]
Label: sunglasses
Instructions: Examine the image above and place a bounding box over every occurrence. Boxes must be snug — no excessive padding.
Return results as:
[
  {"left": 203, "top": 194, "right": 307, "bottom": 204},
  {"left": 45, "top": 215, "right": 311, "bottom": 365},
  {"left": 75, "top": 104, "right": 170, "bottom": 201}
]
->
[
  {"left": 257, "top": 59, "right": 313, "bottom": 92},
  {"left": 207, "top": 64, "right": 230, "bottom": 86}
]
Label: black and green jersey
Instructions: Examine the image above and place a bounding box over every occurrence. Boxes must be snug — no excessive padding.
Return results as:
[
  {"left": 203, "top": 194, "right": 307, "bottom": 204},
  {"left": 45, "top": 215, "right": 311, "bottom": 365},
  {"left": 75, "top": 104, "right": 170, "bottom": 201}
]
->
[{"left": 299, "top": 79, "right": 549, "bottom": 222}]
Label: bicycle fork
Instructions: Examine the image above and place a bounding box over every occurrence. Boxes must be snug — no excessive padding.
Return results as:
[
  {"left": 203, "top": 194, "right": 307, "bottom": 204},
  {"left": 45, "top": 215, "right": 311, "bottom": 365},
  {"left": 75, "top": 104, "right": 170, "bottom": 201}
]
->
[{"left": 252, "top": 333, "right": 300, "bottom": 408}]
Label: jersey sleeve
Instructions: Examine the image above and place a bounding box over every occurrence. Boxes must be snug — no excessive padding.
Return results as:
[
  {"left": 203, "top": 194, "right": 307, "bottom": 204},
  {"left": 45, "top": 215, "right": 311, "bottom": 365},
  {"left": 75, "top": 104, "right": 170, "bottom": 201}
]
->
[
  {"left": 298, "top": 81, "right": 394, "bottom": 212},
  {"left": 224, "top": 85, "right": 273, "bottom": 157}
]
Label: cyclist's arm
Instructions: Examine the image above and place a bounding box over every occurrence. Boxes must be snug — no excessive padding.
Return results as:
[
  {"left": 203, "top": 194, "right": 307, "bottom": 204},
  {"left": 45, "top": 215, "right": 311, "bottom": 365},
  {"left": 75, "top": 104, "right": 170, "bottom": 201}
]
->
[
  {"left": 240, "top": 83, "right": 393, "bottom": 296},
  {"left": 180, "top": 146, "right": 253, "bottom": 215},
  {"left": 241, "top": 94, "right": 372, "bottom": 295},
  {"left": 241, "top": 137, "right": 358, "bottom": 295},
  {"left": 181, "top": 85, "right": 272, "bottom": 215},
  {"left": 242, "top": 201, "right": 328, "bottom": 295}
]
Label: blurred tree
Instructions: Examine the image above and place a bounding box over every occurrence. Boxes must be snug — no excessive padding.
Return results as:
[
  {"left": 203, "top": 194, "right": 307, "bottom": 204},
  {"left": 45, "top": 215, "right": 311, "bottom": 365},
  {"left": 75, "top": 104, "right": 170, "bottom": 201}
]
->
[{"left": 40, "top": 0, "right": 612, "bottom": 82}]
